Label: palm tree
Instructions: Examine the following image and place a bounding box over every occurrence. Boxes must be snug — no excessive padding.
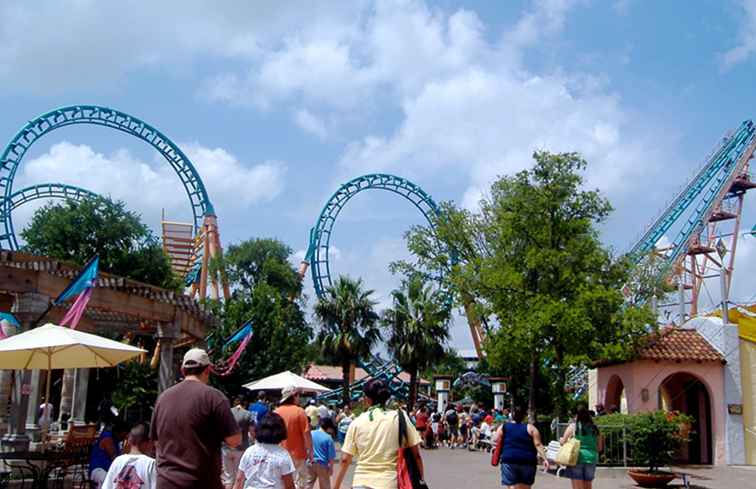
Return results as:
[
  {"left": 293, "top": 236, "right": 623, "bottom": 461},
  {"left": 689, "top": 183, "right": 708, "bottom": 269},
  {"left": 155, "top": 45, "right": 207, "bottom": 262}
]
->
[
  {"left": 314, "top": 276, "right": 381, "bottom": 405},
  {"left": 383, "top": 274, "right": 450, "bottom": 410}
]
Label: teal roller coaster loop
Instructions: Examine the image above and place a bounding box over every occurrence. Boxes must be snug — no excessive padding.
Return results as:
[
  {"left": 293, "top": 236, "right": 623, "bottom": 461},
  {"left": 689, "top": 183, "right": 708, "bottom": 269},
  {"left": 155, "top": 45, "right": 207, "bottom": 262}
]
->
[
  {"left": 305, "top": 173, "right": 441, "bottom": 299},
  {"left": 0, "top": 105, "right": 214, "bottom": 250},
  {"left": 307, "top": 173, "right": 446, "bottom": 403},
  {"left": 9, "top": 183, "right": 98, "bottom": 212}
]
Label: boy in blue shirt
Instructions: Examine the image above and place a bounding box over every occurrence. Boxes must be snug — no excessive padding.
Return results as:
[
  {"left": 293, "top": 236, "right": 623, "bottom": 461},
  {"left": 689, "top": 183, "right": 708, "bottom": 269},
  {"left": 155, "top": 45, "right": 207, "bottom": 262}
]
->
[{"left": 308, "top": 417, "right": 337, "bottom": 489}]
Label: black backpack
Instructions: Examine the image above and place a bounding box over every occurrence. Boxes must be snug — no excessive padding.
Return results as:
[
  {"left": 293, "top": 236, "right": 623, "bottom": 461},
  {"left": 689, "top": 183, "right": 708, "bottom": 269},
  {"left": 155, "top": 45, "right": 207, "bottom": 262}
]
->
[{"left": 446, "top": 411, "right": 458, "bottom": 425}]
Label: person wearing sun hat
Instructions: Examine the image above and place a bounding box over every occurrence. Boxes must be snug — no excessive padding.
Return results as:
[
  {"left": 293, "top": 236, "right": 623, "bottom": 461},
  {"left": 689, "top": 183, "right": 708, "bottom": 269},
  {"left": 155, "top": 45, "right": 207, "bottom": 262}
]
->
[
  {"left": 150, "top": 348, "right": 241, "bottom": 489},
  {"left": 274, "top": 385, "right": 312, "bottom": 489}
]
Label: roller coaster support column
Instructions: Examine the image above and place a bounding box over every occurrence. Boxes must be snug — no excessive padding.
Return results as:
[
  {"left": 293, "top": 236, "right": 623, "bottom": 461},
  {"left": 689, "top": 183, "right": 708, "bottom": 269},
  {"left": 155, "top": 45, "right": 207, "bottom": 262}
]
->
[
  {"left": 462, "top": 294, "right": 484, "bottom": 359},
  {"left": 434, "top": 375, "right": 452, "bottom": 414},
  {"left": 198, "top": 214, "right": 230, "bottom": 301},
  {"left": 491, "top": 377, "right": 508, "bottom": 412}
]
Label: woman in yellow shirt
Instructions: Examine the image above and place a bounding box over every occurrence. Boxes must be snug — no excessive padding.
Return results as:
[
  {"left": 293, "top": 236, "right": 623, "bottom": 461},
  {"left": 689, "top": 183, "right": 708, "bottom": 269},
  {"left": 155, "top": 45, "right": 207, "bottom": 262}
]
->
[{"left": 334, "top": 380, "right": 424, "bottom": 489}]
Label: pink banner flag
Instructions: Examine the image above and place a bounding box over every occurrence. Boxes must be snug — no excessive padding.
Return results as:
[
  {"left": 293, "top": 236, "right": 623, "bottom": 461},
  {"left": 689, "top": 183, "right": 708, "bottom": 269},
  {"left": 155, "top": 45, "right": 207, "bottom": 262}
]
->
[
  {"left": 59, "top": 287, "right": 93, "bottom": 329},
  {"left": 211, "top": 330, "right": 253, "bottom": 377}
]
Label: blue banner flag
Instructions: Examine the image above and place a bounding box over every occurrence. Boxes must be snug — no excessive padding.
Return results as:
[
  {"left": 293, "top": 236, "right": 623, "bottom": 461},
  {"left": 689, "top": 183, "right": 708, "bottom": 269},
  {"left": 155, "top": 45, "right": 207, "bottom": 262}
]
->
[
  {"left": 0, "top": 313, "right": 19, "bottom": 327},
  {"left": 54, "top": 256, "right": 99, "bottom": 305},
  {"left": 224, "top": 322, "right": 253, "bottom": 348}
]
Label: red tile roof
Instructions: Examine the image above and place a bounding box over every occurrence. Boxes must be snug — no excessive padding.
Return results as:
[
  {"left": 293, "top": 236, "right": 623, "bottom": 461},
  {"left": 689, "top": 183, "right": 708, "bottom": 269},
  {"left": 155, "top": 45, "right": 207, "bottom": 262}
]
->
[
  {"left": 636, "top": 328, "right": 724, "bottom": 363},
  {"left": 304, "top": 364, "right": 430, "bottom": 385}
]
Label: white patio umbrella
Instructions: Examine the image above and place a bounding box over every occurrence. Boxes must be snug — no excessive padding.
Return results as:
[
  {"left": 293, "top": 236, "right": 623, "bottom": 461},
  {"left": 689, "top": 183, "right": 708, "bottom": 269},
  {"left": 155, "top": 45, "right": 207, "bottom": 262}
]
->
[
  {"left": 0, "top": 323, "right": 145, "bottom": 446},
  {"left": 242, "top": 370, "right": 329, "bottom": 393}
]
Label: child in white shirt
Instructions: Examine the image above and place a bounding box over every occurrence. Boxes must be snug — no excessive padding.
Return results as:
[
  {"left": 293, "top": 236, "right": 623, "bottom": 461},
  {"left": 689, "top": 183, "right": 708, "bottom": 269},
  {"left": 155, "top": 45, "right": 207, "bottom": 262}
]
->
[
  {"left": 233, "top": 413, "right": 295, "bottom": 489},
  {"left": 102, "top": 423, "right": 156, "bottom": 489}
]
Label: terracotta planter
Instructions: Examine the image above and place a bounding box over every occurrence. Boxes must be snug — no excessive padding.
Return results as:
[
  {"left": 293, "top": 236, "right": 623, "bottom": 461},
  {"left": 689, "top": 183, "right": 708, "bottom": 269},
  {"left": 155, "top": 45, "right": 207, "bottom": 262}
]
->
[{"left": 627, "top": 470, "right": 676, "bottom": 488}]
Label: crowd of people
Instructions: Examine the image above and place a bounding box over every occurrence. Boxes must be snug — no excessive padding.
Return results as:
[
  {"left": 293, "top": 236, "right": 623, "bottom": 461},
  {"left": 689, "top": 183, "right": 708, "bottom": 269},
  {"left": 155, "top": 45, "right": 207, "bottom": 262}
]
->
[
  {"left": 412, "top": 403, "right": 511, "bottom": 451},
  {"left": 85, "top": 347, "right": 603, "bottom": 489}
]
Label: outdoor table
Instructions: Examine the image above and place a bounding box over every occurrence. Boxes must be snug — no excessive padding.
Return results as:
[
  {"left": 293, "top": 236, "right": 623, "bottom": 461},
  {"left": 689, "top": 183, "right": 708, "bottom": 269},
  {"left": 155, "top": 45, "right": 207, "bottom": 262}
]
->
[{"left": 0, "top": 447, "right": 89, "bottom": 489}]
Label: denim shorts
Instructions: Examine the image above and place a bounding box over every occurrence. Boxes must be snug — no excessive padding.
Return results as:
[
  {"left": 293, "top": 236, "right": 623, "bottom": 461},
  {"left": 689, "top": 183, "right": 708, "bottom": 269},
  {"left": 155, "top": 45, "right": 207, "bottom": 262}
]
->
[
  {"left": 500, "top": 463, "right": 536, "bottom": 486},
  {"left": 564, "top": 463, "right": 596, "bottom": 481}
]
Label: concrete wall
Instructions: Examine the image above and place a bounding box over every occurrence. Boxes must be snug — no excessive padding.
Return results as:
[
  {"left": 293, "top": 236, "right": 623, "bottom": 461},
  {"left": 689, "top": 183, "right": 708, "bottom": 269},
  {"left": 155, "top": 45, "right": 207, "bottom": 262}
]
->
[
  {"left": 740, "top": 339, "right": 756, "bottom": 465},
  {"left": 692, "top": 317, "right": 746, "bottom": 465}
]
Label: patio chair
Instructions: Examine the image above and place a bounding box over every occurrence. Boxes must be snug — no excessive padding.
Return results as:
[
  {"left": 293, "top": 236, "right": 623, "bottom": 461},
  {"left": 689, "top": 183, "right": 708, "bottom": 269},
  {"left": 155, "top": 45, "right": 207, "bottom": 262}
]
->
[{"left": 49, "top": 424, "right": 98, "bottom": 489}]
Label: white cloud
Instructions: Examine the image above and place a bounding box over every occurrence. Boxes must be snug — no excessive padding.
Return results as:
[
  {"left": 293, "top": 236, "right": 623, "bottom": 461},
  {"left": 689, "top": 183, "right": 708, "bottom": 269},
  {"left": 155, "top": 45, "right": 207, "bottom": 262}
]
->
[
  {"left": 509, "top": 0, "right": 582, "bottom": 47},
  {"left": 294, "top": 109, "right": 328, "bottom": 139},
  {"left": 13, "top": 141, "right": 286, "bottom": 232},
  {"left": 721, "top": 0, "right": 756, "bottom": 69},
  {"left": 0, "top": 1, "right": 361, "bottom": 92},
  {"left": 202, "top": 0, "right": 667, "bottom": 206}
]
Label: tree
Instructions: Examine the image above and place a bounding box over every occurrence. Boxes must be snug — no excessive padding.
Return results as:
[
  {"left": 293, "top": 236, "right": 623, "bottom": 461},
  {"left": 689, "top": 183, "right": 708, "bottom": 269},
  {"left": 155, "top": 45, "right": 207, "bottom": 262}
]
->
[
  {"left": 383, "top": 274, "right": 450, "bottom": 410},
  {"left": 401, "top": 151, "right": 654, "bottom": 419},
  {"left": 421, "top": 348, "right": 467, "bottom": 382},
  {"left": 314, "top": 276, "right": 380, "bottom": 405},
  {"left": 21, "top": 196, "right": 178, "bottom": 289},
  {"left": 208, "top": 238, "right": 313, "bottom": 396},
  {"left": 224, "top": 238, "right": 302, "bottom": 298}
]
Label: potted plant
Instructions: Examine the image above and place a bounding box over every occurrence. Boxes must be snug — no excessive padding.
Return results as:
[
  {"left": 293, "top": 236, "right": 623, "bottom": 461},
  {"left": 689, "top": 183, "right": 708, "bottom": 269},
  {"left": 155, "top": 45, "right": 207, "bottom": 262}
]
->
[{"left": 626, "top": 411, "right": 692, "bottom": 488}]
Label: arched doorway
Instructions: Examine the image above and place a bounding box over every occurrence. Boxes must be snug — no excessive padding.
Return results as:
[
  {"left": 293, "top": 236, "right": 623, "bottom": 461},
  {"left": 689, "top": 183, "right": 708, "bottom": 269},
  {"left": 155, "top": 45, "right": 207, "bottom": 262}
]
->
[
  {"left": 605, "top": 375, "right": 627, "bottom": 414},
  {"left": 659, "top": 372, "right": 713, "bottom": 464}
]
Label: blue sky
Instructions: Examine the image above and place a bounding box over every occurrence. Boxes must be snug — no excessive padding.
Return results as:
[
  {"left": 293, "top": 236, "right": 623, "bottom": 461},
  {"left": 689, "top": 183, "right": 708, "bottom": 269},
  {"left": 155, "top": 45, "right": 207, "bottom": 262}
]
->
[{"left": 2, "top": 0, "right": 756, "bottom": 349}]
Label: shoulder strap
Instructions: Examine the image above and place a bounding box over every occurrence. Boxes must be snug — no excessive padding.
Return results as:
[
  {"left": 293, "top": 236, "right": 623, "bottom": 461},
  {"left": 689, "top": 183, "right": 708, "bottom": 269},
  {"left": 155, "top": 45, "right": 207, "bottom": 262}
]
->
[{"left": 398, "top": 409, "right": 407, "bottom": 447}]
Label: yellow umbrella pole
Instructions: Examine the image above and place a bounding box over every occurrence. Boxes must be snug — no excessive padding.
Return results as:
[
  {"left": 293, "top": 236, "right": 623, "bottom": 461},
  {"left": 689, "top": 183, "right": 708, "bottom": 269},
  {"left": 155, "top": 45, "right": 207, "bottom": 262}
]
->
[{"left": 43, "top": 348, "right": 52, "bottom": 451}]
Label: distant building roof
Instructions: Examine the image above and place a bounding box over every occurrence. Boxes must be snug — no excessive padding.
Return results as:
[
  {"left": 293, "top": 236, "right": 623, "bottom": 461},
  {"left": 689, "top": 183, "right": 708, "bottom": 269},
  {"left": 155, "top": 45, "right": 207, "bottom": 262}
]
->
[
  {"left": 303, "top": 364, "right": 430, "bottom": 385},
  {"left": 596, "top": 327, "right": 725, "bottom": 367},
  {"left": 636, "top": 328, "right": 725, "bottom": 363}
]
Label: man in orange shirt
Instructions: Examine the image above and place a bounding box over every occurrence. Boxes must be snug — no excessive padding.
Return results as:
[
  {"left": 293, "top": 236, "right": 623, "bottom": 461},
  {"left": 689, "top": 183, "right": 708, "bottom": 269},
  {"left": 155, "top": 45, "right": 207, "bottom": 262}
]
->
[{"left": 274, "top": 385, "right": 313, "bottom": 489}]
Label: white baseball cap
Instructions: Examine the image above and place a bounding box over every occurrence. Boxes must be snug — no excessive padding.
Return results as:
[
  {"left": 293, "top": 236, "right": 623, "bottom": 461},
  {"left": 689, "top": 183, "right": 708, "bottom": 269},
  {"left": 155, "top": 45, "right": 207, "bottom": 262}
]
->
[
  {"left": 280, "top": 384, "right": 299, "bottom": 403},
  {"left": 182, "top": 348, "right": 211, "bottom": 368}
]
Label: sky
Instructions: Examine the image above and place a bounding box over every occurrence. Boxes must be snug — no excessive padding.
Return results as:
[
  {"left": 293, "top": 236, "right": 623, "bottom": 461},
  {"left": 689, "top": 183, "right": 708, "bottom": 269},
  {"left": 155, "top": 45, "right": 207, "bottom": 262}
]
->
[{"left": 2, "top": 0, "right": 756, "bottom": 350}]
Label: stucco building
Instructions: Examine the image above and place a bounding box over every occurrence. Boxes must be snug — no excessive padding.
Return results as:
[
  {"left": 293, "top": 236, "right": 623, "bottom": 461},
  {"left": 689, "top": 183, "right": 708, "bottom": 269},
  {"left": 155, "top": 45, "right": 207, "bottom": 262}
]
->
[{"left": 590, "top": 312, "right": 756, "bottom": 466}]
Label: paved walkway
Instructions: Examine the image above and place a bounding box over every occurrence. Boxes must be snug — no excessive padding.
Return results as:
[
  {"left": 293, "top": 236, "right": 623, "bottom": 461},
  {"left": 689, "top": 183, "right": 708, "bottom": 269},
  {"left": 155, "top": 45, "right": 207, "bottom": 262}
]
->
[{"left": 373, "top": 447, "right": 756, "bottom": 489}]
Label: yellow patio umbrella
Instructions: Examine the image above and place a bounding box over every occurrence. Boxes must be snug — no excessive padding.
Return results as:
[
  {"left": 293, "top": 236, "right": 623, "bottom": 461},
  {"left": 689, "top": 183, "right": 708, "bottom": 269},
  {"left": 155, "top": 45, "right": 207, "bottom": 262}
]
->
[{"left": 0, "top": 323, "right": 145, "bottom": 446}]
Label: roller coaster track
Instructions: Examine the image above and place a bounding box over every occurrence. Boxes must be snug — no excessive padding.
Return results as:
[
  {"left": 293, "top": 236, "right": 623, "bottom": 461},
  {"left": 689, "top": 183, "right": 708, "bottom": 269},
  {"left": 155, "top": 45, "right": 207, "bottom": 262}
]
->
[
  {"left": 624, "top": 119, "right": 756, "bottom": 322},
  {"left": 306, "top": 174, "right": 451, "bottom": 402},
  {"left": 0, "top": 105, "right": 214, "bottom": 251},
  {"left": 629, "top": 120, "right": 756, "bottom": 274},
  {"left": 8, "top": 183, "right": 98, "bottom": 211}
]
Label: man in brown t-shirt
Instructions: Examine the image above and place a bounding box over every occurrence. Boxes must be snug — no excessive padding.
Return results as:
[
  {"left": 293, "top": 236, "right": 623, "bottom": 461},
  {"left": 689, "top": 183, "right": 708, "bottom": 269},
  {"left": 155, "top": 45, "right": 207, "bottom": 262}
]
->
[
  {"left": 274, "top": 385, "right": 312, "bottom": 489},
  {"left": 150, "top": 348, "right": 241, "bottom": 489}
]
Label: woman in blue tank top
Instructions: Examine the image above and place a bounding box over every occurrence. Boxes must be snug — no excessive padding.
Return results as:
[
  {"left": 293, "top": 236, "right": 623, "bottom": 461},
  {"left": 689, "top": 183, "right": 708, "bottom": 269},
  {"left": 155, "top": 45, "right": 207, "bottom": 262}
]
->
[
  {"left": 89, "top": 421, "right": 129, "bottom": 488},
  {"left": 495, "top": 406, "right": 549, "bottom": 488}
]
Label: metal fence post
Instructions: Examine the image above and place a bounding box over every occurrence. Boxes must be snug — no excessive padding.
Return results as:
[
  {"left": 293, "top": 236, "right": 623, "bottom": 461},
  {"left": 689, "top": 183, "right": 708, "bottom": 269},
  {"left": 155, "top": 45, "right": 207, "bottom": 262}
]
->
[{"left": 622, "top": 425, "right": 628, "bottom": 467}]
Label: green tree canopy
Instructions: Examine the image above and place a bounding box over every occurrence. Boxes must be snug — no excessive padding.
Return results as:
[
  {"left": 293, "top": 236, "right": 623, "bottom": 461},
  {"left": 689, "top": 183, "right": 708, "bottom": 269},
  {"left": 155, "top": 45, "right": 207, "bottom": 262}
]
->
[
  {"left": 314, "top": 276, "right": 380, "bottom": 405},
  {"left": 400, "top": 151, "right": 654, "bottom": 418},
  {"left": 383, "top": 274, "right": 450, "bottom": 409},
  {"left": 224, "top": 238, "right": 302, "bottom": 298},
  {"left": 21, "top": 196, "right": 178, "bottom": 289},
  {"left": 209, "top": 238, "right": 313, "bottom": 396}
]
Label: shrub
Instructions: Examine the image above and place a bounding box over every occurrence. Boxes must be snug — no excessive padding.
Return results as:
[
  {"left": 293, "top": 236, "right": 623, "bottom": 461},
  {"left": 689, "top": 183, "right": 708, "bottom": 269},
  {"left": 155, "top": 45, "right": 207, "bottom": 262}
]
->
[{"left": 629, "top": 411, "right": 691, "bottom": 472}]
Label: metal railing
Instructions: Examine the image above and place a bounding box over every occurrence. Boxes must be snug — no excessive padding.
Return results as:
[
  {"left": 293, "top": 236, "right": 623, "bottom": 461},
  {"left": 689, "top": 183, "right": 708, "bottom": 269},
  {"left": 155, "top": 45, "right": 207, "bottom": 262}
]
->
[{"left": 553, "top": 422, "right": 632, "bottom": 467}]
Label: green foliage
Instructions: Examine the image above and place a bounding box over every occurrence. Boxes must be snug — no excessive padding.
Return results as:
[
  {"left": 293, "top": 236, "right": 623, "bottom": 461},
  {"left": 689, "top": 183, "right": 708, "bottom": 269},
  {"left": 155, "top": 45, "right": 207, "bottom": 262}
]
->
[
  {"left": 111, "top": 360, "right": 158, "bottom": 418},
  {"left": 209, "top": 238, "right": 313, "bottom": 396},
  {"left": 597, "top": 411, "right": 692, "bottom": 472},
  {"left": 224, "top": 238, "right": 302, "bottom": 297},
  {"left": 314, "top": 276, "right": 380, "bottom": 405},
  {"left": 21, "top": 196, "right": 179, "bottom": 289},
  {"left": 421, "top": 348, "right": 467, "bottom": 381},
  {"left": 624, "top": 252, "right": 677, "bottom": 307},
  {"left": 400, "top": 151, "right": 654, "bottom": 418},
  {"left": 383, "top": 274, "right": 450, "bottom": 409}
]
